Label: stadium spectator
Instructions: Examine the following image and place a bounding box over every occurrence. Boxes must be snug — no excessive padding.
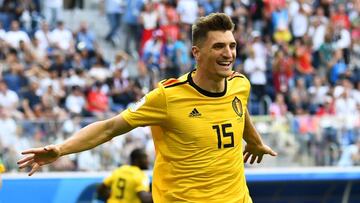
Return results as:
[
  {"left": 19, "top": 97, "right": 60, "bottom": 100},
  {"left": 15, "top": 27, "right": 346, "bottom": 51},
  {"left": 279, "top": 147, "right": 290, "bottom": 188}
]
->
[
  {"left": 65, "top": 85, "right": 87, "bottom": 116},
  {"left": 176, "top": 0, "right": 198, "bottom": 38},
  {"left": 21, "top": 81, "right": 42, "bottom": 119},
  {"left": 332, "top": 19, "right": 352, "bottom": 64},
  {"left": 77, "top": 149, "right": 102, "bottom": 171},
  {"left": 328, "top": 49, "right": 347, "bottom": 85},
  {"left": 17, "top": 13, "right": 276, "bottom": 202},
  {"left": 269, "top": 93, "right": 288, "bottom": 117},
  {"left": 106, "top": 68, "right": 142, "bottom": 112},
  {"left": 173, "top": 31, "right": 191, "bottom": 75},
  {"left": 34, "top": 21, "right": 52, "bottom": 54},
  {"left": 4, "top": 20, "right": 30, "bottom": 49},
  {"left": 109, "top": 50, "right": 130, "bottom": 78},
  {"left": 293, "top": 38, "right": 314, "bottom": 87},
  {"left": 142, "top": 29, "right": 166, "bottom": 87},
  {"left": 63, "top": 67, "right": 87, "bottom": 88},
  {"left": 86, "top": 81, "right": 110, "bottom": 118},
  {"left": 334, "top": 87, "right": 359, "bottom": 145},
  {"left": 288, "top": 77, "right": 310, "bottom": 114},
  {"left": 88, "top": 52, "right": 111, "bottom": 82},
  {"left": 338, "top": 138, "right": 360, "bottom": 166},
  {"left": 331, "top": 3, "right": 351, "bottom": 30},
  {"left": 156, "top": 0, "right": 180, "bottom": 45},
  {"left": 75, "top": 21, "right": 98, "bottom": 56},
  {"left": 290, "top": 3, "right": 311, "bottom": 41},
  {"left": 244, "top": 48, "right": 267, "bottom": 101},
  {"left": 123, "top": 0, "right": 143, "bottom": 57},
  {"left": 163, "top": 34, "right": 179, "bottom": 78},
  {"left": 139, "top": 1, "right": 159, "bottom": 56},
  {"left": 102, "top": 0, "right": 124, "bottom": 47},
  {"left": 307, "top": 75, "right": 329, "bottom": 111},
  {"left": 318, "top": 32, "right": 334, "bottom": 72},
  {"left": 40, "top": 84, "right": 67, "bottom": 120},
  {"left": 0, "top": 105, "right": 17, "bottom": 151},
  {"left": 49, "top": 21, "right": 74, "bottom": 53},
  {"left": 31, "top": 38, "right": 47, "bottom": 62},
  {"left": 0, "top": 79, "right": 23, "bottom": 119},
  {"left": 308, "top": 10, "right": 327, "bottom": 71},
  {"left": 43, "top": 0, "right": 64, "bottom": 28},
  {"left": 272, "top": 47, "right": 294, "bottom": 94},
  {"left": 97, "top": 148, "right": 152, "bottom": 203},
  {"left": 3, "top": 59, "right": 29, "bottom": 94}
]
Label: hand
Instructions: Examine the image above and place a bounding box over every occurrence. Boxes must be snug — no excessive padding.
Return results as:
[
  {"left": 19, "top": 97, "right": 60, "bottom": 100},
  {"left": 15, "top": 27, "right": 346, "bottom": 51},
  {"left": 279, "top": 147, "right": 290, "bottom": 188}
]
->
[
  {"left": 243, "top": 143, "right": 277, "bottom": 164},
  {"left": 17, "top": 145, "right": 61, "bottom": 176}
]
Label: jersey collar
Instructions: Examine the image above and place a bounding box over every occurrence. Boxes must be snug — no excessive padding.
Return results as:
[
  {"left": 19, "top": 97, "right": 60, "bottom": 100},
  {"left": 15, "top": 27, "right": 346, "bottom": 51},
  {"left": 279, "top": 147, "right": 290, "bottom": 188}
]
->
[{"left": 187, "top": 69, "right": 227, "bottom": 97}]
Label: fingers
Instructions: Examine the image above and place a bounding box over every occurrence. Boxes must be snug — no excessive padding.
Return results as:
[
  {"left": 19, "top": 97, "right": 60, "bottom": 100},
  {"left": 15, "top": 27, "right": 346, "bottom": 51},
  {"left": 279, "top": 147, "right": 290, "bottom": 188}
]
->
[
  {"left": 244, "top": 152, "right": 263, "bottom": 164},
  {"left": 243, "top": 152, "right": 250, "bottom": 163},
  {"left": 268, "top": 149, "right": 278, "bottom": 156},
  {"left": 18, "top": 160, "right": 34, "bottom": 169},
  {"left": 17, "top": 154, "right": 34, "bottom": 165},
  {"left": 250, "top": 154, "right": 257, "bottom": 164},
  {"left": 21, "top": 147, "right": 46, "bottom": 155},
  {"left": 28, "top": 163, "right": 41, "bottom": 176}
]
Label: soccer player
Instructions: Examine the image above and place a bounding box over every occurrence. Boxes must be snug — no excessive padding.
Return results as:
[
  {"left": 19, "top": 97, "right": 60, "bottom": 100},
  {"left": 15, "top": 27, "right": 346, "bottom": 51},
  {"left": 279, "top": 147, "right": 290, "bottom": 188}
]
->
[
  {"left": 18, "top": 13, "right": 277, "bottom": 202},
  {"left": 97, "top": 148, "right": 152, "bottom": 203}
]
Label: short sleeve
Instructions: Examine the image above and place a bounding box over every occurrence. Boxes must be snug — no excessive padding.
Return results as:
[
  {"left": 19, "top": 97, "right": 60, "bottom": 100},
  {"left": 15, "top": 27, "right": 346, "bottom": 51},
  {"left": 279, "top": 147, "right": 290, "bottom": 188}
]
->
[
  {"left": 103, "top": 172, "right": 114, "bottom": 187},
  {"left": 134, "top": 172, "right": 150, "bottom": 193},
  {"left": 121, "top": 87, "right": 167, "bottom": 127}
]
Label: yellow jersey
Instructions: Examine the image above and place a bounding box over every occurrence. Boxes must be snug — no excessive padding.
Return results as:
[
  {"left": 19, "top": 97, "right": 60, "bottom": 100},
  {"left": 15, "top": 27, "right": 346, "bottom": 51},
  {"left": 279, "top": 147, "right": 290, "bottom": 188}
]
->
[
  {"left": 121, "top": 70, "right": 252, "bottom": 203},
  {"left": 103, "top": 165, "right": 150, "bottom": 203}
]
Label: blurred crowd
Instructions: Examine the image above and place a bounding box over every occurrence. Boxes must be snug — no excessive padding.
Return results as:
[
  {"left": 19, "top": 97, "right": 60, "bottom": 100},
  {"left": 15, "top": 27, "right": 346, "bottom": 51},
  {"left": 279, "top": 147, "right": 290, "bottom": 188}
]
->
[{"left": 0, "top": 0, "right": 359, "bottom": 172}]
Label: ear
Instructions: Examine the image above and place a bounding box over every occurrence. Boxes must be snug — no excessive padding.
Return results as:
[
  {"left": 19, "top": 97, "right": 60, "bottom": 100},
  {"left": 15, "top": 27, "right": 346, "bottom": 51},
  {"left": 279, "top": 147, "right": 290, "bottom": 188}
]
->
[{"left": 192, "top": 46, "right": 200, "bottom": 61}]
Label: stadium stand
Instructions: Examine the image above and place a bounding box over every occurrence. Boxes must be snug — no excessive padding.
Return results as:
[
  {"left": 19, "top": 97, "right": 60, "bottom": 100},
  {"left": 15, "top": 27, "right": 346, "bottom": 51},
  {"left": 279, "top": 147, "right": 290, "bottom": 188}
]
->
[{"left": 0, "top": 0, "right": 359, "bottom": 174}]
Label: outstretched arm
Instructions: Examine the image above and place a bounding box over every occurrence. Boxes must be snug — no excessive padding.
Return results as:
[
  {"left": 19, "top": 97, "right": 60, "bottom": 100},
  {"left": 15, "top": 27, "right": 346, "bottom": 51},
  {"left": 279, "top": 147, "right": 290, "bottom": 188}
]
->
[
  {"left": 243, "top": 110, "right": 277, "bottom": 164},
  {"left": 17, "top": 114, "right": 134, "bottom": 175}
]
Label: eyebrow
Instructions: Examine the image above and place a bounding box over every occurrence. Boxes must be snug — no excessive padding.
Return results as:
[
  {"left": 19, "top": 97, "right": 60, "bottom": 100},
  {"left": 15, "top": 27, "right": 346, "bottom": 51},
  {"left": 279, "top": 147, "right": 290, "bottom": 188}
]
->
[{"left": 212, "top": 42, "right": 237, "bottom": 47}]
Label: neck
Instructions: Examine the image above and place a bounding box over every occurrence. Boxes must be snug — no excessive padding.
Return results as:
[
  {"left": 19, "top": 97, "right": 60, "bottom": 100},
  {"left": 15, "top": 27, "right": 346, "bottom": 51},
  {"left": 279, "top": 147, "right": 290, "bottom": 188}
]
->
[{"left": 192, "top": 69, "right": 225, "bottom": 93}]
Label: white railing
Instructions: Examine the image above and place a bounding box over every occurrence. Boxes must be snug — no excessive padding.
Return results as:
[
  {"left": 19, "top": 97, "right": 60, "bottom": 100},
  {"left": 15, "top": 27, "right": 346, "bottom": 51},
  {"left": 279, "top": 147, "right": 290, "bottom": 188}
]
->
[{"left": 1, "top": 115, "right": 359, "bottom": 172}]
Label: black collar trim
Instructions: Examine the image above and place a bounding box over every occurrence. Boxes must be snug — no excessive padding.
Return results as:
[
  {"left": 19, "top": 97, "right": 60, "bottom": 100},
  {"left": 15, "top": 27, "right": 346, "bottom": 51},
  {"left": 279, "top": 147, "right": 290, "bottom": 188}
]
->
[{"left": 187, "top": 69, "right": 227, "bottom": 97}]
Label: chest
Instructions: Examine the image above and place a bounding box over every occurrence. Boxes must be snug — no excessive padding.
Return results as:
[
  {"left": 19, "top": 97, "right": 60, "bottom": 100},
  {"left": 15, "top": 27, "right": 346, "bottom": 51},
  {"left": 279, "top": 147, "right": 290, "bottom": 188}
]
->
[{"left": 163, "top": 95, "right": 247, "bottom": 150}]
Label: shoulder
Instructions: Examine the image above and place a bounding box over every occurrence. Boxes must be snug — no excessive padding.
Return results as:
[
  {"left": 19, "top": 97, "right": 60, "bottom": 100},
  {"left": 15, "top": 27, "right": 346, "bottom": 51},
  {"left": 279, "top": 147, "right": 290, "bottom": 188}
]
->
[
  {"left": 159, "top": 74, "right": 189, "bottom": 89},
  {"left": 227, "top": 71, "right": 246, "bottom": 81},
  {"left": 227, "top": 71, "right": 251, "bottom": 92}
]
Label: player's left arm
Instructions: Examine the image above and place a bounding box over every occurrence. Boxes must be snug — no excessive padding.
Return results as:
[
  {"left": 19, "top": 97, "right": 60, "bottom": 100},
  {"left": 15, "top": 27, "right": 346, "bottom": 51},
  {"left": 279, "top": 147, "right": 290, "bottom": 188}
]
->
[
  {"left": 243, "top": 110, "right": 277, "bottom": 164},
  {"left": 138, "top": 191, "right": 153, "bottom": 203}
]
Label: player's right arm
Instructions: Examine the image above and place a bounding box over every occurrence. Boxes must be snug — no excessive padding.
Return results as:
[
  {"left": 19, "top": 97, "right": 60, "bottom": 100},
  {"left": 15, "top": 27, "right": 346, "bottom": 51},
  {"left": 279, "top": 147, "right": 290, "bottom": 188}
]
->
[
  {"left": 138, "top": 191, "right": 153, "bottom": 203},
  {"left": 18, "top": 86, "right": 167, "bottom": 176},
  {"left": 17, "top": 114, "right": 133, "bottom": 176}
]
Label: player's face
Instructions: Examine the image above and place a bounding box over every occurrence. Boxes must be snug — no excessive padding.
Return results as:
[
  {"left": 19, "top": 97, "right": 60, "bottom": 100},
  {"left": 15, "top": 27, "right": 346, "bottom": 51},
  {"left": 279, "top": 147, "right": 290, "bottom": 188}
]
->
[{"left": 193, "top": 30, "right": 236, "bottom": 80}]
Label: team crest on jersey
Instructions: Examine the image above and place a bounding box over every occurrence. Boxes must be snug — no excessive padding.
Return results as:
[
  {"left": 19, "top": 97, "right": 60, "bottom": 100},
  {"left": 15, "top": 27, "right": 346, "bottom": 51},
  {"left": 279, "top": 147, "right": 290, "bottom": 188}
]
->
[
  {"left": 232, "top": 97, "right": 243, "bottom": 117},
  {"left": 129, "top": 96, "right": 146, "bottom": 112}
]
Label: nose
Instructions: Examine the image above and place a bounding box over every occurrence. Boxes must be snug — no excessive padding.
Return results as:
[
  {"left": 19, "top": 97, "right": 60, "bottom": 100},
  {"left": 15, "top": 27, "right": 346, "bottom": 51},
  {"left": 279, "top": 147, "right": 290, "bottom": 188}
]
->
[{"left": 222, "top": 46, "right": 233, "bottom": 59}]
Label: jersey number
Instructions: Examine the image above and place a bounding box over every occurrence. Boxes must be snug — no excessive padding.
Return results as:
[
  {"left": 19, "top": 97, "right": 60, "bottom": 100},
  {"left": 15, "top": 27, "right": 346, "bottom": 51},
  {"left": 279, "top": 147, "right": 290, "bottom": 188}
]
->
[
  {"left": 116, "top": 178, "right": 126, "bottom": 199},
  {"left": 212, "top": 123, "right": 234, "bottom": 149}
]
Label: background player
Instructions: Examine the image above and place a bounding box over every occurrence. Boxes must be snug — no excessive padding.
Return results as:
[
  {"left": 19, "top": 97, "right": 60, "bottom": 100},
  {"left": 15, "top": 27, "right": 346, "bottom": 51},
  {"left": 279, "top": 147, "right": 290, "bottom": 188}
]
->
[{"left": 97, "top": 148, "right": 152, "bottom": 203}]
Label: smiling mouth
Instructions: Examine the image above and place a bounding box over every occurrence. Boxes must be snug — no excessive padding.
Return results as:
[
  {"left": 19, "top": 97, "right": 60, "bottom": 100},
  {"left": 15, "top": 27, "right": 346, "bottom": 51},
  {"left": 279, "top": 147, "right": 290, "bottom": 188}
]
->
[{"left": 217, "top": 61, "right": 232, "bottom": 66}]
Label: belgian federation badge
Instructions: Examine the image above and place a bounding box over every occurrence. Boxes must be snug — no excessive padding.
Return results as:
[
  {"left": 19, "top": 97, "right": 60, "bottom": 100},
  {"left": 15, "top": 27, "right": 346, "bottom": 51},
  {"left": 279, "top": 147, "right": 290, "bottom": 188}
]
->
[{"left": 232, "top": 97, "right": 243, "bottom": 117}]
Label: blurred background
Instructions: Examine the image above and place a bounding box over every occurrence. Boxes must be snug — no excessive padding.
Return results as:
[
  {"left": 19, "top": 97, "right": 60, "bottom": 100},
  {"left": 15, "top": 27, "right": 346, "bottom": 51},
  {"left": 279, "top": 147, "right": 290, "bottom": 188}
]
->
[{"left": 0, "top": 0, "right": 359, "bottom": 202}]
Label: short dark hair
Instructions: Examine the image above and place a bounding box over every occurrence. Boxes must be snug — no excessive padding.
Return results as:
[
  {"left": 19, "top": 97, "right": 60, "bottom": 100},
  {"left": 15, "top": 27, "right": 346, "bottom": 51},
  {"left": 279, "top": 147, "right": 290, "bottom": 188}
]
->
[
  {"left": 192, "top": 13, "right": 235, "bottom": 47},
  {"left": 130, "top": 148, "right": 146, "bottom": 163}
]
